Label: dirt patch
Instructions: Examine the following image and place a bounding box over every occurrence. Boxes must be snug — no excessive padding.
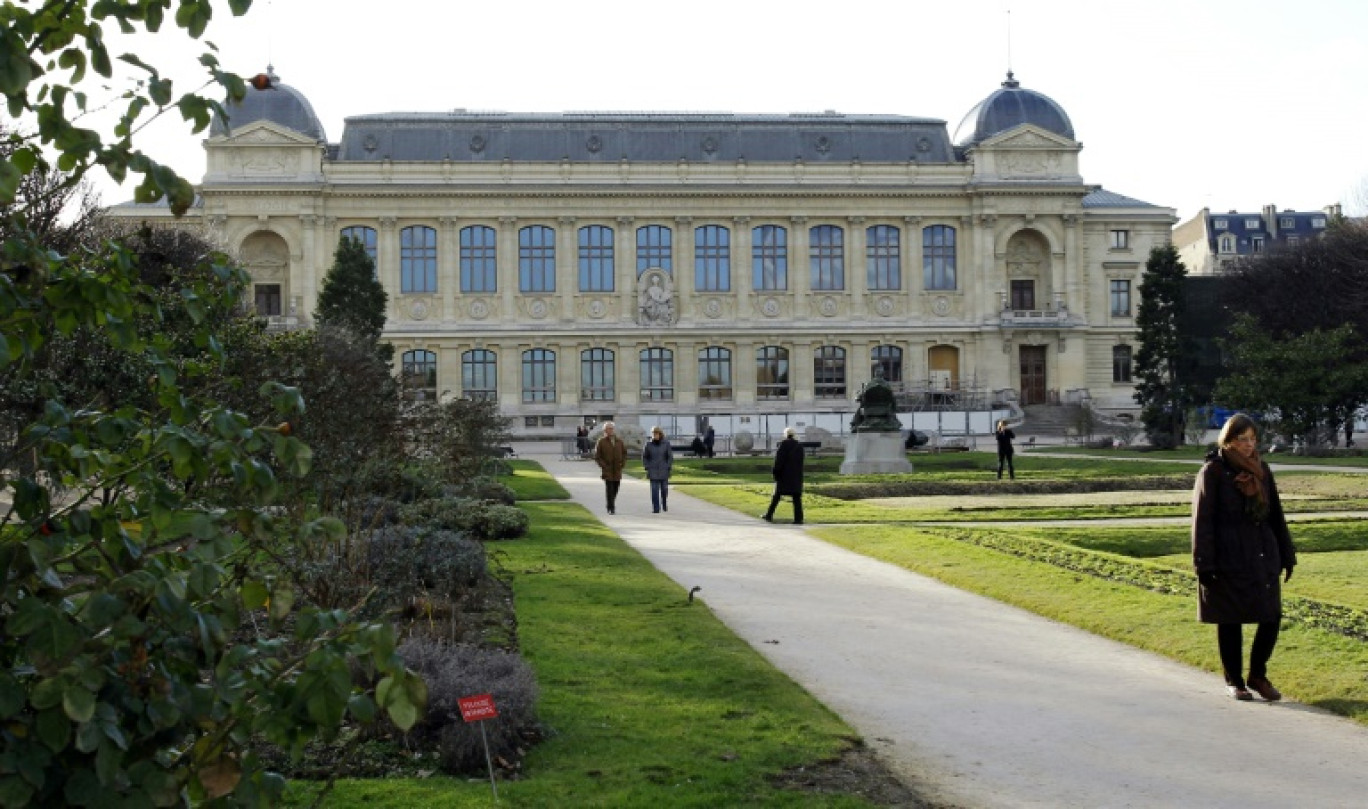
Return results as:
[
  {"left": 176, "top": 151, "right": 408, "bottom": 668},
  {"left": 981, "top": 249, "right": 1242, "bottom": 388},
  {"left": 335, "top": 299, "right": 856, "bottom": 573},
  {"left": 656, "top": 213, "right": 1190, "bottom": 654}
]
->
[{"left": 771, "top": 744, "right": 958, "bottom": 807}]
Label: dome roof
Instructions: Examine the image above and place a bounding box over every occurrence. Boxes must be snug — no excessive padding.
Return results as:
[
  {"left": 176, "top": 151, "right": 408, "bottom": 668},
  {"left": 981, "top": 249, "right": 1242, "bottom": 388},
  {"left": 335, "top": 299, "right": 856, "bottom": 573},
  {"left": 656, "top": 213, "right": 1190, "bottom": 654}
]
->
[
  {"left": 210, "top": 66, "right": 326, "bottom": 141},
  {"left": 954, "top": 72, "right": 1073, "bottom": 148}
]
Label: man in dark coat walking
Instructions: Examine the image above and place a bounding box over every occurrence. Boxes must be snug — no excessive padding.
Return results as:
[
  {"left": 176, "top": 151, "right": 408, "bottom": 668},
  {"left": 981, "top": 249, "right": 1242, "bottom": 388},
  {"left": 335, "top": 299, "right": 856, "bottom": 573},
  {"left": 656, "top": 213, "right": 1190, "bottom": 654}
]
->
[
  {"left": 594, "top": 422, "right": 628, "bottom": 515},
  {"left": 763, "top": 427, "right": 805, "bottom": 525}
]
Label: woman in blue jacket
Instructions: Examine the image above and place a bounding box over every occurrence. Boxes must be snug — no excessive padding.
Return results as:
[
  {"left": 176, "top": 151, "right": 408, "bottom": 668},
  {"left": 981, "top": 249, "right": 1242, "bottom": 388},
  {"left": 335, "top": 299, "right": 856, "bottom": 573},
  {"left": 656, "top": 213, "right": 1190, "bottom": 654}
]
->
[{"left": 642, "top": 426, "right": 674, "bottom": 513}]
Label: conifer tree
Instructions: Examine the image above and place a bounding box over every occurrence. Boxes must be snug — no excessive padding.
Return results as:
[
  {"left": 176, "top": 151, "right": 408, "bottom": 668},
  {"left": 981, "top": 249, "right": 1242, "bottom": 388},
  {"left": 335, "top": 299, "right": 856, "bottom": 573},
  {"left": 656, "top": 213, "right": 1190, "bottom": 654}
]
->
[
  {"left": 316, "top": 235, "right": 388, "bottom": 342},
  {"left": 1133, "top": 244, "right": 1195, "bottom": 448}
]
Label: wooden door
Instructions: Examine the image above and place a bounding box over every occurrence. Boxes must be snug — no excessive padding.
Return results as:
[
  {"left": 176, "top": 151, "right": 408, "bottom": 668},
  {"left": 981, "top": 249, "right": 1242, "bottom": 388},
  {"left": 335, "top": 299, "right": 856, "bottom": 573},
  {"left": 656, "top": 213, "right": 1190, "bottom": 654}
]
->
[{"left": 1019, "top": 345, "right": 1048, "bottom": 405}]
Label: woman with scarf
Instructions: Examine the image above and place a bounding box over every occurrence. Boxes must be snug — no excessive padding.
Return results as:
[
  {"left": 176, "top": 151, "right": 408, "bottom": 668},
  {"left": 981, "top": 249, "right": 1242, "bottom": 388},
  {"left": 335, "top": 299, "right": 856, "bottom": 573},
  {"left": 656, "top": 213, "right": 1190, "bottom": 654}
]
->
[{"left": 1192, "top": 413, "right": 1296, "bottom": 701}]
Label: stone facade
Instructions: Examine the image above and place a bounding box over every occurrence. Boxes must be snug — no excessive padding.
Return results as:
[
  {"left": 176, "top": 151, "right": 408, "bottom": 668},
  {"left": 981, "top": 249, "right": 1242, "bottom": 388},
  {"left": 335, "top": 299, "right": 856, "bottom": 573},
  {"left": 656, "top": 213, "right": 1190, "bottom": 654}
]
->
[{"left": 110, "top": 72, "right": 1175, "bottom": 436}]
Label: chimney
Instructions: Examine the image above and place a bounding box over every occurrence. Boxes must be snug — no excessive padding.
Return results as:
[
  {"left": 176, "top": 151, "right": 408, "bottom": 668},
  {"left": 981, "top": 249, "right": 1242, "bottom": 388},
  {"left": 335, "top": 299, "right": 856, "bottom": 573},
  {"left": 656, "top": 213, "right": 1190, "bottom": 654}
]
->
[{"left": 1263, "top": 204, "right": 1277, "bottom": 238}]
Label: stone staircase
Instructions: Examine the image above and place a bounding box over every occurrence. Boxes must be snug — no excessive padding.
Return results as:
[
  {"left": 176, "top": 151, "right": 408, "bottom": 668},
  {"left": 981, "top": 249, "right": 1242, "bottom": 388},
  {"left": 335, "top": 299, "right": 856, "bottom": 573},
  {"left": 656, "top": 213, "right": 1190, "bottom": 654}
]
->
[{"left": 1017, "top": 403, "right": 1086, "bottom": 443}]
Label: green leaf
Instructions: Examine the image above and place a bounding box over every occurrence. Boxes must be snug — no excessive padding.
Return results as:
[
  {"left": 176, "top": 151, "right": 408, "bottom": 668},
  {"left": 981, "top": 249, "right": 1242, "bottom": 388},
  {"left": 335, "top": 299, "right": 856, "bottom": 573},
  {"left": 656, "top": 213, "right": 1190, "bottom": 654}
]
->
[
  {"left": 241, "top": 580, "right": 268, "bottom": 610},
  {"left": 36, "top": 706, "right": 70, "bottom": 752},
  {"left": 0, "top": 673, "right": 24, "bottom": 718},
  {"left": 63, "top": 686, "right": 96, "bottom": 723}
]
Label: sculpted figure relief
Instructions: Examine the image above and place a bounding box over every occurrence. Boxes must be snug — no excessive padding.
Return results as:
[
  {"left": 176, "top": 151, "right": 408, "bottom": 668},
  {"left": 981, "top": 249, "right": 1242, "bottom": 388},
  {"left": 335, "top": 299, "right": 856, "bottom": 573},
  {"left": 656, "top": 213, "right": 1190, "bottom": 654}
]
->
[{"left": 638, "top": 270, "right": 675, "bottom": 326}]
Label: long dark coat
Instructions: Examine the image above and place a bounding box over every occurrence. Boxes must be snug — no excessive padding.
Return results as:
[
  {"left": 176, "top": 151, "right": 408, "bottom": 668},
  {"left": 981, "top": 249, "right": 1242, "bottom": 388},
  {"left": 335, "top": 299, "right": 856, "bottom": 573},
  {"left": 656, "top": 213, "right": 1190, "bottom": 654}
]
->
[
  {"left": 594, "top": 435, "right": 628, "bottom": 481},
  {"left": 772, "top": 436, "right": 805, "bottom": 496},
  {"left": 641, "top": 438, "right": 673, "bottom": 481},
  {"left": 1191, "top": 450, "right": 1296, "bottom": 624}
]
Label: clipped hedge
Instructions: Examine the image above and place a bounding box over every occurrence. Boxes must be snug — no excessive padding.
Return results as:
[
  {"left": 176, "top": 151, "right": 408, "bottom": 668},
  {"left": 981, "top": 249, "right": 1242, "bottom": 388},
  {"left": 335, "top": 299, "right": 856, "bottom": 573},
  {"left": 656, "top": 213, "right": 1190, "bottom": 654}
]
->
[{"left": 813, "top": 475, "right": 1194, "bottom": 500}]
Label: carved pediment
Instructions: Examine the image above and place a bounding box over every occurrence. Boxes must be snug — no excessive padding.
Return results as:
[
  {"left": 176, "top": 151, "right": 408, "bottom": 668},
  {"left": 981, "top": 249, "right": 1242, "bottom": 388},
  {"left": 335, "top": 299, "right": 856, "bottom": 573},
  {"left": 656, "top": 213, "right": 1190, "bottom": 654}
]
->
[
  {"left": 979, "top": 124, "right": 1078, "bottom": 150},
  {"left": 209, "top": 120, "right": 320, "bottom": 147},
  {"left": 204, "top": 121, "right": 325, "bottom": 182}
]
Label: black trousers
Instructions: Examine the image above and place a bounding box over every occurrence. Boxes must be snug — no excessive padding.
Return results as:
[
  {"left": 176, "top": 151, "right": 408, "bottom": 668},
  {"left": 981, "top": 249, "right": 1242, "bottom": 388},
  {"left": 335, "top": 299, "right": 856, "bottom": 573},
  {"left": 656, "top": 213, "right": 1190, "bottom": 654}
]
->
[
  {"left": 1218, "top": 621, "right": 1281, "bottom": 686},
  {"left": 765, "top": 492, "right": 803, "bottom": 524},
  {"left": 604, "top": 480, "right": 621, "bottom": 510},
  {"left": 997, "top": 451, "right": 1014, "bottom": 479}
]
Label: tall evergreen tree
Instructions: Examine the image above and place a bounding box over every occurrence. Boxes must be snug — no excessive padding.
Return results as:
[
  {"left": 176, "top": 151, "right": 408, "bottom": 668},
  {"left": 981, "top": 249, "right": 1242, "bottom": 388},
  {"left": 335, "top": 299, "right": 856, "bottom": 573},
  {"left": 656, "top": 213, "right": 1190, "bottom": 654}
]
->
[
  {"left": 316, "top": 235, "right": 388, "bottom": 342},
  {"left": 1133, "top": 244, "right": 1195, "bottom": 448}
]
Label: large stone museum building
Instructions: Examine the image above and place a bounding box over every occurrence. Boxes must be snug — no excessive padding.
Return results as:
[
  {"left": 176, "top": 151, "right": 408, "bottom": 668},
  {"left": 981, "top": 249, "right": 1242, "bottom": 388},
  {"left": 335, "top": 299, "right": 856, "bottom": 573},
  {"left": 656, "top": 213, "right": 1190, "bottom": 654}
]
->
[{"left": 114, "top": 67, "right": 1175, "bottom": 439}]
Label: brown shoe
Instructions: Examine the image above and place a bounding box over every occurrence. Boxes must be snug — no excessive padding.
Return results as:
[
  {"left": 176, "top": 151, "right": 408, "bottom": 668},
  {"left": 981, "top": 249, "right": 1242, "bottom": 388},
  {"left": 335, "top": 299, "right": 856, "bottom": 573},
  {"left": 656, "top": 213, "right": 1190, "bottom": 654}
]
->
[
  {"left": 1247, "top": 676, "right": 1282, "bottom": 702},
  {"left": 1226, "top": 685, "right": 1253, "bottom": 701}
]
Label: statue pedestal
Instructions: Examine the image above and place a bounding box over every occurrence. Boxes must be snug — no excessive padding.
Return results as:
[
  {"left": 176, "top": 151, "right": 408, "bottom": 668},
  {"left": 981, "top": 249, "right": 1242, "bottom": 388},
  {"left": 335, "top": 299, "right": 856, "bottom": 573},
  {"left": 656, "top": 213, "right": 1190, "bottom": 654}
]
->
[{"left": 839, "top": 432, "right": 913, "bottom": 475}]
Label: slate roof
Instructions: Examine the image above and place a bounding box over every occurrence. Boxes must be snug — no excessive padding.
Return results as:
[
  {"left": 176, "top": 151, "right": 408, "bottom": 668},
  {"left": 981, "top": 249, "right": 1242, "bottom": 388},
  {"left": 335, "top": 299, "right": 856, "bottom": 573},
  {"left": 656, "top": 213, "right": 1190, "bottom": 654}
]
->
[
  {"left": 1082, "top": 188, "right": 1162, "bottom": 208},
  {"left": 333, "top": 111, "right": 958, "bottom": 164},
  {"left": 954, "top": 72, "right": 1074, "bottom": 147},
  {"left": 209, "top": 66, "right": 327, "bottom": 142}
]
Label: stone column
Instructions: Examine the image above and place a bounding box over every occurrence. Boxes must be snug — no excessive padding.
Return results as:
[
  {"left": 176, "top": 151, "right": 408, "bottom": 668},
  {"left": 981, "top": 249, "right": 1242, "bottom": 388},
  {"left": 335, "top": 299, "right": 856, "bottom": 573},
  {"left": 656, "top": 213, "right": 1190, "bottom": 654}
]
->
[
  {"left": 790, "top": 217, "right": 810, "bottom": 317},
  {"left": 558, "top": 217, "right": 577, "bottom": 322},
  {"left": 791, "top": 339, "right": 814, "bottom": 406},
  {"left": 439, "top": 216, "right": 458, "bottom": 321},
  {"left": 297, "top": 214, "right": 319, "bottom": 322},
  {"left": 904, "top": 216, "right": 922, "bottom": 298},
  {"left": 732, "top": 216, "right": 752, "bottom": 318},
  {"left": 674, "top": 217, "right": 694, "bottom": 317},
  {"left": 377, "top": 216, "right": 398, "bottom": 320},
  {"left": 499, "top": 217, "right": 517, "bottom": 323},
  {"left": 617, "top": 216, "right": 635, "bottom": 323},
  {"left": 847, "top": 217, "right": 867, "bottom": 318}
]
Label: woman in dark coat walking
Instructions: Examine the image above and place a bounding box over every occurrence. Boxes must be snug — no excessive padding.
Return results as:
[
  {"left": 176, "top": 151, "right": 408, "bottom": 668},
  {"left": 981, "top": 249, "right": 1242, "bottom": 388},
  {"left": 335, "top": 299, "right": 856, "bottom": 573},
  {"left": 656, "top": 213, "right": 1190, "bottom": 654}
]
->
[
  {"left": 642, "top": 426, "right": 674, "bottom": 513},
  {"left": 763, "top": 427, "right": 804, "bottom": 525},
  {"left": 1192, "top": 413, "right": 1296, "bottom": 701}
]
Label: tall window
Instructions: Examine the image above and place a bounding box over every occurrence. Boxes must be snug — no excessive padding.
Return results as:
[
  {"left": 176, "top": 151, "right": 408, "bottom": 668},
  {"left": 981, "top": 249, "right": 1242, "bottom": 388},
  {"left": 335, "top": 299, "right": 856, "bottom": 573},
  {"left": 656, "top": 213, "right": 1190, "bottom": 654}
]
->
[
  {"left": 698, "top": 347, "right": 732, "bottom": 401},
  {"left": 871, "top": 345, "right": 903, "bottom": 385},
  {"left": 1112, "top": 345, "right": 1132, "bottom": 383},
  {"left": 866, "top": 225, "right": 901, "bottom": 290},
  {"left": 814, "top": 346, "right": 846, "bottom": 399},
  {"left": 1010, "top": 280, "right": 1035, "bottom": 310},
  {"left": 639, "top": 347, "right": 674, "bottom": 402},
  {"left": 340, "top": 226, "right": 377, "bottom": 271},
  {"left": 923, "top": 225, "right": 957, "bottom": 290},
  {"left": 1218, "top": 234, "right": 1235, "bottom": 253},
  {"left": 810, "top": 225, "right": 844, "bottom": 291},
  {"left": 521, "top": 349, "right": 556, "bottom": 403},
  {"left": 519, "top": 225, "right": 556, "bottom": 293},
  {"left": 580, "top": 348, "right": 615, "bottom": 401},
  {"left": 636, "top": 225, "right": 673, "bottom": 274},
  {"left": 1110, "top": 279, "right": 1131, "bottom": 317},
  {"left": 578, "top": 225, "right": 615, "bottom": 292},
  {"left": 402, "top": 349, "right": 437, "bottom": 400},
  {"left": 254, "top": 284, "right": 282, "bottom": 316},
  {"left": 752, "top": 225, "right": 788, "bottom": 291},
  {"left": 400, "top": 226, "right": 437, "bottom": 293},
  {"left": 461, "top": 349, "right": 497, "bottom": 401},
  {"left": 756, "top": 346, "right": 790, "bottom": 400},
  {"left": 460, "top": 226, "right": 497, "bottom": 293},
  {"left": 695, "top": 225, "right": 731, "bottom": 292}
]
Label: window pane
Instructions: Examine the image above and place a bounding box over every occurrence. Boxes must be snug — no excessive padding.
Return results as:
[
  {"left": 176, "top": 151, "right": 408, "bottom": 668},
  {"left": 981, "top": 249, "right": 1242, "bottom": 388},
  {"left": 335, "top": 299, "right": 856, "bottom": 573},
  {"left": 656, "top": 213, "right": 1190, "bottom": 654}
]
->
[
  {"left": 400, "top": 226, "right": 437, "bottom": 293},
  {"left": 519, "top": 226, "right": 556, "bottom": 293},
  {"left": 814, "top": 346, "right": 846, "bottom": 398},
  {"left": 694, "top": 225, "right": 731, "bottom": 292},
  {"left": 521, "top": 348, "right": 556, "bottom": 402},
  {"left": 461, "top": 349, "right": 497, "bottom": 401},
  {"left": 810, "top": 225, "right": 844, "bottom": 291},
  {"left": 578, "top": 225, "right": 615, "bottom": 292},
  {"left": 871, "top": 345, "right": 902, "bottom": 384},
  {"left": 340, "top": 226, "right": 378, "bottom": 275},
  {"left": 698, "top": 346, "right": 733, "bottom": 400},
  {"left": 756, "top": 346, "right": 790, "bottom": 400},
  {"left": 639, "top": 348, "right": 675, "bottom": 402},
  {"left": 923, "top": 225, "right": 957, "bottom": 290},
  {"left": 580, "top": 348, "right": 616, "bottom": 401},
  {"left": 402, "top": 349, "right": 438, "bottom": 399},
  {"left": 1110, "top": 280, "right": 1131, "bottom": 316},
  {"left": 460, "top": 226, "right": 497, "bottom": 293},
  {"left": 254, "top": 284, "right": 282, "bottom": 316},
  {"left": 636, "top": 225, "right": 673, "bottom": 274},
  {"left": 867, "top": 225, "right": 900, "bottom": 290},
  {"left": 1010, "top": 280, "right": 1035, "bottom": 310},
  {"left": 1113, "top": 345, "right": 1132, "bottom": 383},
  {"left": 752, "top": 225, "right": 788, "bottom": 291}
]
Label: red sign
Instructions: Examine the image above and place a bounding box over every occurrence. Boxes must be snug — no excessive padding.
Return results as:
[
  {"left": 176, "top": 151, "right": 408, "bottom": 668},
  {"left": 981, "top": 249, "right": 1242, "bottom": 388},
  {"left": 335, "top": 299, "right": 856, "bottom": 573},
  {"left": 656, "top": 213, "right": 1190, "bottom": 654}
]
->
[{"left": 458, "top": 693, "right": 499, "bottom": 722}]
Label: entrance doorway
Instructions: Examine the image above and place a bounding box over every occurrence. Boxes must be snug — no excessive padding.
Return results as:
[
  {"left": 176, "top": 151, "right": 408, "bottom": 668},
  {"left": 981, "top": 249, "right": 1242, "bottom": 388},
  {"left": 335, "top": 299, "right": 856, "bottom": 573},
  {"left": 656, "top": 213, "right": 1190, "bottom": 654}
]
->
[{"left": 1019, "top": 345, "right": 1048, "bottom": 405}]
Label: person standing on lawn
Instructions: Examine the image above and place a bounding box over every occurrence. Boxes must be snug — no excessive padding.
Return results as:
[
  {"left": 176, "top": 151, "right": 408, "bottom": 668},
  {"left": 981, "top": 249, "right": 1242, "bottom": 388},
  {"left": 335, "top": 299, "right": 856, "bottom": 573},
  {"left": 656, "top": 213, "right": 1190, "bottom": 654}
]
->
[
  {"left": 642, "top": 426, "right": 674, "bottom": 513},
  {"left": 763, "top": 427, "right": 805, "bottom": 525},
  {"left": 1192, "top": 413, "right": 1296, "bottom": 701},
  {"left": 594, "top": 422, "right": 628, "bottom": 515},
  {"left": 995, "top": 419, "right": 1016, "bottom": 479}
]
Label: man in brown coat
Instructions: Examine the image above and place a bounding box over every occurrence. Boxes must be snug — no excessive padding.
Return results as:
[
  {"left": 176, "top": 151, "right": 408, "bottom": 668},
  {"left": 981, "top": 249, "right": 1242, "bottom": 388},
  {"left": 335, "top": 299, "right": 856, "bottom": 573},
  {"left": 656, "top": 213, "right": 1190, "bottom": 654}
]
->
[{"left": 593, "top": 421, "right": 628, "bottom": 515}]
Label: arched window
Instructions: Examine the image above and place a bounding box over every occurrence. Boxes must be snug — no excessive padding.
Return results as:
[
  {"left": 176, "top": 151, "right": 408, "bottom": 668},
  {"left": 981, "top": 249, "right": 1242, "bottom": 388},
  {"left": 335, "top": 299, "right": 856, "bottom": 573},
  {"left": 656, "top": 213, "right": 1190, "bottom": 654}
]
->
[
  {"left": 578, "top": 225, "right": 615, "bottom": 292},
  {"left": 402, "top": 349, "right": 438, "bottom": 400},
  {"left": 580, "top": 348, "right": 616, "bottom": 401},
  {"left": 640, "top": 347, "right": 674, "bottom": 402},
  {"left": 1113, "top": 345, "right": 1133, "bottom": 383},
  {"left": 519, "top": 226, "right": 556, "bottom": 293},
  {"left": 695, "top": 225, "right": 731, "bottom": 292},
  {"left": 400, "top": 226, "right": 437, "bottom": 293},
  {"left": 636, "top": 225, "right": 673, "bottom": 274},
  {"left": 923, "top": 225, "right": 957, "bottom": 290},
  {"left": 340, "top": 226, "right": 377, "bottom": 273},
  {"left": 752, "top": 225, "right": 788, "bottom": 291},
  {"left": 698, "top": 347, "right": 732, "bottom": 401},
  {"left": 814, "top": 346, "right": 846, "bottom": 399},
  {"left": 756, "top": 346, "right": 790, "bottom": 401},
  {"left": 462, "top": 349, "right": 497, "bottom": 401},
  {"left": 871, "top": 345, "right": 903, "bottom": 385},
  {"left": 810, "top": 225, "right": 844, "bottom": 291},
  {"left": 460, "top": 226, "right": 497, "bottom": 293},
  {"left": 521, "top": 349, "right": 556, "bottom": 402},
  {"left": 867, "top": 225, "right": 900, "bottom": 290}
]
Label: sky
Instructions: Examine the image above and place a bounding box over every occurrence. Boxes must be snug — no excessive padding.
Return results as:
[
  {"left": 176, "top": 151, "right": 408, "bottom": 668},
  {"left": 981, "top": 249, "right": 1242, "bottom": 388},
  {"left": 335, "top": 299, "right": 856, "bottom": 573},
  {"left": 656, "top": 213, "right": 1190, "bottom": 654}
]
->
[{"left": 86, "top": 0, "right": 1368, "bottom": 222}]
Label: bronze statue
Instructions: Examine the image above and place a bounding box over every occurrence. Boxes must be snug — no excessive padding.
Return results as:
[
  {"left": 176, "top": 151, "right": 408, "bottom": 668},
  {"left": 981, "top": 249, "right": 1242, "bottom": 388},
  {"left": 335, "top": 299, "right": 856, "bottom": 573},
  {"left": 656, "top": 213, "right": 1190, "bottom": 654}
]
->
[{"left": 850, "top": 371, "right": 902, "bottom": 433}]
